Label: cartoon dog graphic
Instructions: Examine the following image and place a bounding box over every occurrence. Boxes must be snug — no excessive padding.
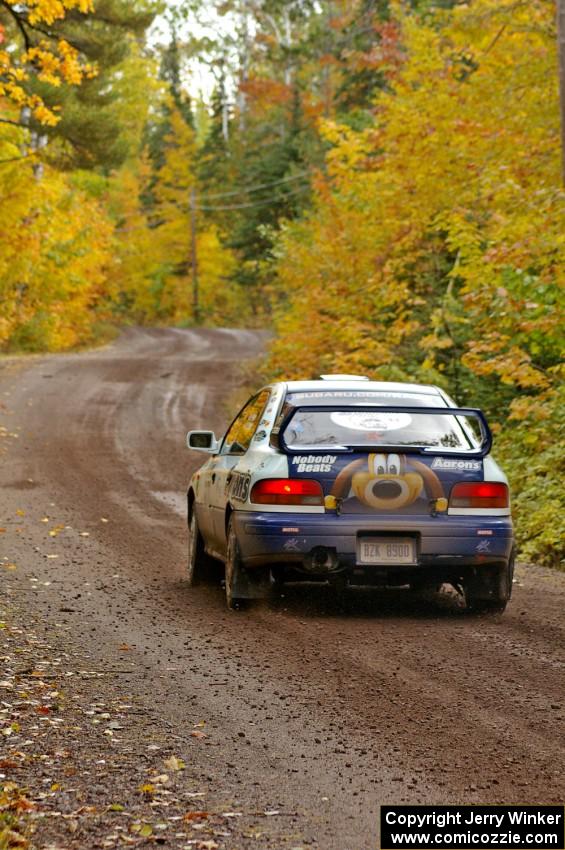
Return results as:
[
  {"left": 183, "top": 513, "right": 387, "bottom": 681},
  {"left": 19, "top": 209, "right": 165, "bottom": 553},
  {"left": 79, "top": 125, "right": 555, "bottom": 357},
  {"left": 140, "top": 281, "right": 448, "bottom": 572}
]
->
[{"left": 330, "top": 453, "right": 444, "bottom": 511}]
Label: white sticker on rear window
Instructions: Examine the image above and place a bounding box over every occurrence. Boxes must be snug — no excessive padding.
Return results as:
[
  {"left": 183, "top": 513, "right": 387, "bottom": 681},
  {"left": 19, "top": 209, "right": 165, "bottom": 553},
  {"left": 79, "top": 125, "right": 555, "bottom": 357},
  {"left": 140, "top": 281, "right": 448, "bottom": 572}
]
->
[
  {"left": 330, "top": 411, "right": 412, "bottom": 432},
  {"left": 289, "top": 391, "right": 436, "bottom": 402}
]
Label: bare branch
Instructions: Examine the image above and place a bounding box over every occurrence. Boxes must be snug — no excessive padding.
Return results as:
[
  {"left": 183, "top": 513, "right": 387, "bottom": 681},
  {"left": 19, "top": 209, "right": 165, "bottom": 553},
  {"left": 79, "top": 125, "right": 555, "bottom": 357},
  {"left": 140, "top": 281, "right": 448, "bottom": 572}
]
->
[
  {"left": 0, "top": 117, "right": 25, "bottom": 127},
  {"left": 0, "top": 0, "right": 32, "bottom": 50}
]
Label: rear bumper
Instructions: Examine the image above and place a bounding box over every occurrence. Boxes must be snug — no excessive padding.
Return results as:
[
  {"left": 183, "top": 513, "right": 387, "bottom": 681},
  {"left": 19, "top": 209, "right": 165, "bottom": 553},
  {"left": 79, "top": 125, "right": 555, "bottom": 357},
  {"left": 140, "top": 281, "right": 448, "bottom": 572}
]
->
[{"left": 233, "top": 510, "right": 514, "bottom": 575}]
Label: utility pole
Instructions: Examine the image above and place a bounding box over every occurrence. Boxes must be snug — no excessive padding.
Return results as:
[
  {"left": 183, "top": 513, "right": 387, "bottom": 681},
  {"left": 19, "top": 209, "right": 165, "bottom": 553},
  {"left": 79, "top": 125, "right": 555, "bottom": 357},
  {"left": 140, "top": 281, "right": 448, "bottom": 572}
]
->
[
  {"left": 559, "top": 0, "right": 565, "bottom": 186},
  {"left": 190, "top": 187, "right": 200, "bottom": 325},
  {"left": 238, "top": 0, "right": 250, "bottom": 132}
]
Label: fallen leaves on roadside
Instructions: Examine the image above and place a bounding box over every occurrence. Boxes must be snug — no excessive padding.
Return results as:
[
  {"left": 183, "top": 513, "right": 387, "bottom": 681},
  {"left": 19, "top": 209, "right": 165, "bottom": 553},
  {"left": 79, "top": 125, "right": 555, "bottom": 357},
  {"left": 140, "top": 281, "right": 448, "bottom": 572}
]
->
[
  {"left": 137, "top": 783, "right": 155, "bottom": 796},
  {"left": 0, "top": 598, "right": 262, "bottom": 850},
  {"left": 183, "top": 811, "right": 209, "bottom": 822},
  {"left": 0, "top": 782, "right": 36, "bottom": 818},
  {"left": 163, "top": 755, "right": 185, "bottom": 772},
  {"left": 0, "top": 826, "right": 29, "bottom": 848},
  {"left": 130, "top": 821, "right": 153, "bottom": 837}
]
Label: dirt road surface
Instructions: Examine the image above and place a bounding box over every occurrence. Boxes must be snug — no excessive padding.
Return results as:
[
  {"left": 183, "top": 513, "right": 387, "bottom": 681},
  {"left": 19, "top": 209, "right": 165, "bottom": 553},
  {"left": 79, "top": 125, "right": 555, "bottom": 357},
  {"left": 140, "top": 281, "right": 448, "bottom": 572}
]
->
[{"left": 1, "top": 328, "right": 564, "bottom": 850}]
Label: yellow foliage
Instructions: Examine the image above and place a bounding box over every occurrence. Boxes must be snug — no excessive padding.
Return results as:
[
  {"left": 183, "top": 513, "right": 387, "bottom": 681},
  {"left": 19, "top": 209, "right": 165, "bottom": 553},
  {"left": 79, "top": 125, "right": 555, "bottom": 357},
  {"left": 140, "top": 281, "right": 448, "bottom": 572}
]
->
[
  {"left": 269, "top": 0, "right": 564, "bottom": 389},
  {"left": 0, "top": 0, "right": 96, "bottom": 125},
  {"left": 21, "top": 0, "right": 92, "bottom": 26},
  {"left": 0, "top": 156, "right": 113, "bottom": 351},
  {"left": 111, "top": 106, "right": 246, "bottom": 327}
]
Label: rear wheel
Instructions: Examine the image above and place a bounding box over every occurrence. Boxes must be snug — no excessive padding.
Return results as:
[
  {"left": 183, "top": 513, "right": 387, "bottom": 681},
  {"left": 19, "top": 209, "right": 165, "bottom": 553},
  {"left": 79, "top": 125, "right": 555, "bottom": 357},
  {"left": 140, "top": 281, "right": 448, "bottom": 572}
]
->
[
  {"left": 187, "top": 510, "right": 216, "bottom": 586},
  {"left": 466, "top": 555, "right": 514, "bottom": 614},
  {"left": 225, "top": 519, "right": 247, "bottom": 610}
]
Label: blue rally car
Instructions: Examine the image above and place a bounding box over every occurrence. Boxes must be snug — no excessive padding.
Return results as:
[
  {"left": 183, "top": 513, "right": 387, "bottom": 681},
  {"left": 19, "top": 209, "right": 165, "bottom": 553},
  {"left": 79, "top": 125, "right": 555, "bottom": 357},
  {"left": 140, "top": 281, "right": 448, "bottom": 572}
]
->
[{"left": 186, "top": 376, "right": 515, "bottom": 611}]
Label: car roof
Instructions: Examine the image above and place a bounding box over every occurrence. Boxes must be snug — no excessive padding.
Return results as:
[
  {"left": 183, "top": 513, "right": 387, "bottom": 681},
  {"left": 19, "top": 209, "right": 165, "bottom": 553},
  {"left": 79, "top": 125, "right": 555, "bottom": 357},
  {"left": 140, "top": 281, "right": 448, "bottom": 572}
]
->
[{"left": 281, "top": 379, "right": 444, "bottom": 396}]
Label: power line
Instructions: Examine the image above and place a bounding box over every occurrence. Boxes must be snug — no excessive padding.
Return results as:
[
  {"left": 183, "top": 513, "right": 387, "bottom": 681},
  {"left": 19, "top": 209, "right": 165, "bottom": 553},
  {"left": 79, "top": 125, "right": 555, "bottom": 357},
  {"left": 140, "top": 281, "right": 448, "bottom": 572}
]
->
[
  {"left": 114, "top": 183, "right": 313, "bottom": 234},
  {"left": 200, "top": 170, "right": 311, "bottom": 200},
  {"left": 196, "top": 182, "right": 310, "bottom": 211}
]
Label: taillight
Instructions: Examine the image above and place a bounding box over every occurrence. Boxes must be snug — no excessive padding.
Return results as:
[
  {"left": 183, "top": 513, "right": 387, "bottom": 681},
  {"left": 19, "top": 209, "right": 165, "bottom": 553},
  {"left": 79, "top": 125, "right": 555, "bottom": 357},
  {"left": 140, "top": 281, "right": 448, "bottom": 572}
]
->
[
  {"left": 450, "top": 482, "right": 509, "bottom": 509},
  {"left": 250, "top": 479, "right": 324, "bottom": 506}
]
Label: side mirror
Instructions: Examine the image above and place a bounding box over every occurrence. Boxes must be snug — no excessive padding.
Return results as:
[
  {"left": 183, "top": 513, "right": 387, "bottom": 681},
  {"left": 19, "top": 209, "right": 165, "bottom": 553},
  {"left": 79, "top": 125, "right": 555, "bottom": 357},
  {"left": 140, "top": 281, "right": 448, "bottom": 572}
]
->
[{"left": 186, "top": 430, "right": 219, "bottom": 453}]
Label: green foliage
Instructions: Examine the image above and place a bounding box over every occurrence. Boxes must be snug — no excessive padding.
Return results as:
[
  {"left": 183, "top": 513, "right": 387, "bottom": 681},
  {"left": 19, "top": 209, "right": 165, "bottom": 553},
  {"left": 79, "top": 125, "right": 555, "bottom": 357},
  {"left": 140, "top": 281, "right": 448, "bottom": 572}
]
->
[
  {"left": 33, "top": 0, "right": 159, "bottom": 171},
  {"left": 497, "top": 386, "right": 565, "bottom": 568}
]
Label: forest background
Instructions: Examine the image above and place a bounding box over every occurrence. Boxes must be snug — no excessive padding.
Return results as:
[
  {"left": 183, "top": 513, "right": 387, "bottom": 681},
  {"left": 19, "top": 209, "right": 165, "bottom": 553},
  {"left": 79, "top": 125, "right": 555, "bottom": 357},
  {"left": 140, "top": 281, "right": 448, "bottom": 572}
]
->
[{"left": 0, "top": 0, "right": 563, "bottom": 566}]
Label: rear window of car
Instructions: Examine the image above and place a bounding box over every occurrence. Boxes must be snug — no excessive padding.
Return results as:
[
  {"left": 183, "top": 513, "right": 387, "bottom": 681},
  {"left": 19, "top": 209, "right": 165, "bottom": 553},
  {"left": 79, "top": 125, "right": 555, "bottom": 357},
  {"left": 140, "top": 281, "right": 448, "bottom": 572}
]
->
[{"left": 280, "top": 406, "right": 482, "bottom": 452}]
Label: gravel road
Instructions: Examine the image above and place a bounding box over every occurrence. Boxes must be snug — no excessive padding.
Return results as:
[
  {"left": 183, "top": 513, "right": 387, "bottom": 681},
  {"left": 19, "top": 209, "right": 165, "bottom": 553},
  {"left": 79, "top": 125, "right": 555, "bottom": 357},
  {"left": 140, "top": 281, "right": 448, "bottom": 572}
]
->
[{"left": 1, "top": 327, "right": 564, "bottom": 850}]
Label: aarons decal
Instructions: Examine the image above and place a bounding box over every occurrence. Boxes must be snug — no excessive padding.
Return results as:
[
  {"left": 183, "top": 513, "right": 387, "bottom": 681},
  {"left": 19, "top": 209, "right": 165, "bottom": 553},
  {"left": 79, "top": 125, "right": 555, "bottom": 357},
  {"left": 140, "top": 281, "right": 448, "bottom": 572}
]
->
[
  {"left": 290, "top": 452, "right": 483, "bottom": 515},
  {"left": 431, "top": 457, "right": 482, "bottom": 472}
]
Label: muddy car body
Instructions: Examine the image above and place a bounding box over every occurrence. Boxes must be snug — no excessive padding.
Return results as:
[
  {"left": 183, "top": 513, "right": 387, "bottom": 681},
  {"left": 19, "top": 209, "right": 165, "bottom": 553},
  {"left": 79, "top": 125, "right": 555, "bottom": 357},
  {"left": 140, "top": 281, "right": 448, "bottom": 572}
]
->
[{"left": 186, "top": 376, "right": 515, "bottom": 611}]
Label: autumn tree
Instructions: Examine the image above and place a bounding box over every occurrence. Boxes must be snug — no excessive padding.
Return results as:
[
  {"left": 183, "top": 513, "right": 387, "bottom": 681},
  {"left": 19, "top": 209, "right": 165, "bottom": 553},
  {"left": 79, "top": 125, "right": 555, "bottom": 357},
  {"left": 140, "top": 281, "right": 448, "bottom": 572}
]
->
[
  {"left": 114, "top": 105, "right": 244, "bottom": 326},
  {"left": 267, "top": 0, "right": 564, "bottom": 564},
  {"left": 0, "top": 0, "right": 156, "bottom": 350},
  {"left": 0, "top": 0, "right": 96, "bottom": 129}
]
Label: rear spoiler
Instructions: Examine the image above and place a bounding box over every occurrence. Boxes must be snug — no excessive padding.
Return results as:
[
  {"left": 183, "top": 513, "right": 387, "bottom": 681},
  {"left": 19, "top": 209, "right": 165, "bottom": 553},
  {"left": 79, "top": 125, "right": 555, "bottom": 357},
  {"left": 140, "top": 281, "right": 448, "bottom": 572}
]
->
[{"left": 274, "top": 405, "right": 493, "bottom": 458}]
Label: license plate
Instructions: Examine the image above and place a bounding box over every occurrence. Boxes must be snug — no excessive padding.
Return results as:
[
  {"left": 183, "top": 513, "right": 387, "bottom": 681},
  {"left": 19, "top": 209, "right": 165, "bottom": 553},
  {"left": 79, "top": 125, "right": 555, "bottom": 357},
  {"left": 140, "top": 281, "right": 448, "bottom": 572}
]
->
[{"left": 357, "top": 537, "right": 417, "bottom": 566}]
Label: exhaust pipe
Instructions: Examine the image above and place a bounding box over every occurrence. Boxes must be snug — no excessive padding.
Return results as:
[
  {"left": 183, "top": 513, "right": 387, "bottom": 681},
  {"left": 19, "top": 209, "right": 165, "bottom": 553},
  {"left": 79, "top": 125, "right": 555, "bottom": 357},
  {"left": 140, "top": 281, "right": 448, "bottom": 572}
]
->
[{"left": 303, "top": 546, "right": 340, "bottom": 574}]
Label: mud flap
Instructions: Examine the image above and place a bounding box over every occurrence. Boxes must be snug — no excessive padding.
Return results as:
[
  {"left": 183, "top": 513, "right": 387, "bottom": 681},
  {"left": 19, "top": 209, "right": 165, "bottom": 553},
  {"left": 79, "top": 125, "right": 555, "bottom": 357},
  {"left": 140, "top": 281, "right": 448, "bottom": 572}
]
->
[
  {"left": 466, "top": 565, "right": 509, "bottom": 602},
  {"left": 231, "top": 564, "right": 271, "bottom": 599}
]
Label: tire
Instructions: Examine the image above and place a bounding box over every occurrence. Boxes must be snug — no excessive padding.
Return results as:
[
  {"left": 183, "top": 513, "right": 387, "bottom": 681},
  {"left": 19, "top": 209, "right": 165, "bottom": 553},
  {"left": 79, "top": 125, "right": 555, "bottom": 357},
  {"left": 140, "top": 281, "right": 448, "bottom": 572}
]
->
[
  {"left": 187, "top": 509, "right": 215, "bottom": 586},
  {"left": 225, "top": 518, "right": 247, "bottom": 610},
  {"left": 466, "top": 556, "right": 514, "bottom": 614}
]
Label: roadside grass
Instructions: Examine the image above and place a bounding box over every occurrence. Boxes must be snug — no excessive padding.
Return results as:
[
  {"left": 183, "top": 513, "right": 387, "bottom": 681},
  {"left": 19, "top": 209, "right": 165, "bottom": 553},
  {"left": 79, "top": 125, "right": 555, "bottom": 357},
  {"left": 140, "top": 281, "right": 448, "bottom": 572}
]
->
[
  {"left": 0, "top": 786, "right": 32, "bottom": 849},
  {"left": 0, "top": 320, "right": 121, "bottom": 358}
]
